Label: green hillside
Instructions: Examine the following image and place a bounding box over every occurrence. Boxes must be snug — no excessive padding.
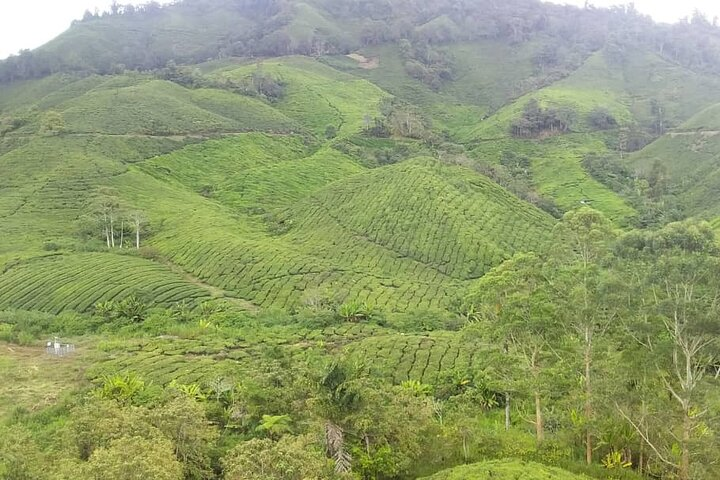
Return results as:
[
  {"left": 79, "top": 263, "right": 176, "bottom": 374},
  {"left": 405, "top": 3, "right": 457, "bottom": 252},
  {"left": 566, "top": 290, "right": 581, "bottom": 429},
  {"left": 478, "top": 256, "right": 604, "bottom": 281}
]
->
[
  {"left": 2, "top": 0, "right": 720, "bottom": 314},
  {"left": 209, "top": 56, "right": 390, "bottom": 137},
  {"left": 630, "top": 102, "right": 720, "bottom": 219},
  {"left": 0, "top": 44, "right": 560, "bottom": 314},
  {"left": 117, "top": 143, "right": 553, "bottom": 311},
  {"left": 3, "top": 1, "right": 720, "bottom": 479}
]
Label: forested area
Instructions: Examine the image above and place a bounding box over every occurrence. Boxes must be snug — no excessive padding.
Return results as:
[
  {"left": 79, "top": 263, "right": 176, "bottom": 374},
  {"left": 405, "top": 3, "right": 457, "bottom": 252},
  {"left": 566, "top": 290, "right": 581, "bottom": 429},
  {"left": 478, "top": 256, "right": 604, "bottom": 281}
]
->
[{"left": 3, "top": 0, "right": 720, "bottom": 84}]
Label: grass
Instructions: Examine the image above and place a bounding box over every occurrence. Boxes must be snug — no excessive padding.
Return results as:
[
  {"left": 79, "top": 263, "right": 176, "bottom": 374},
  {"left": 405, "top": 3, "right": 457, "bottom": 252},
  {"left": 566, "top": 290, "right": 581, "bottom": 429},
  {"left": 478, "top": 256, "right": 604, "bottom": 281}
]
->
[
  {"left": 682, "top": 103, "right": 720, "bottom": 130},
  {"left": 470, "top": 135, "right": 635, "bottom": 221},
  {"left": 3, "top": 36, "right": 717, "bottom": 315},
  {"left": 333, "top": 44, "right": 486, "bottom": 133},
  {"left": 106, "top": 142, "right": 554, "bottom": 311},
  {"left": 420, "top": 459, "right": 592, "bottom": 480},
  {"left": 0, "top": 134, "right": 194, "bottom": 266},
  {"left": 0, "top": 341, "right": 90, "bottom": 421},
  {"left": 281, "top": 157, "right": 555, "bottom": 281},
  {"left": 1, "top": 71, "right": 557, "bottom": 313},
  {"left": 629, "top": 100, "right": 720, "bottom": 218},
  {"left": 85, "top": 322, "right": 391, "bottom": 387}
]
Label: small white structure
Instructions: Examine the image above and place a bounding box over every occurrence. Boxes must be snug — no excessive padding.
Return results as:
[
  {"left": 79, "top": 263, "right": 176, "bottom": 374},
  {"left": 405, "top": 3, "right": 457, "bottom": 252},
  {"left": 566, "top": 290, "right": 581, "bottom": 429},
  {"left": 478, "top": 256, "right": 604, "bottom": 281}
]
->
[{"left": 46, "top": 337, "right": 75, "bottom": 357}]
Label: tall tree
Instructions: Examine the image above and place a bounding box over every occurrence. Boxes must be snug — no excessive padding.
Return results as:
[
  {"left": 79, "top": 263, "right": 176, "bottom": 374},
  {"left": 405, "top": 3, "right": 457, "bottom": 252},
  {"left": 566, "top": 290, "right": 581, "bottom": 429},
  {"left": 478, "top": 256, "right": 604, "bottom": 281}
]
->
[
  {"left": 549, "top": 207, "right": 617, "bottom": 464},
  {"left": 466, "top": 252, "right": 564, "bottom": 443},
  {"left": 615, "top": 221, "right": 720, "bottom": 480}
]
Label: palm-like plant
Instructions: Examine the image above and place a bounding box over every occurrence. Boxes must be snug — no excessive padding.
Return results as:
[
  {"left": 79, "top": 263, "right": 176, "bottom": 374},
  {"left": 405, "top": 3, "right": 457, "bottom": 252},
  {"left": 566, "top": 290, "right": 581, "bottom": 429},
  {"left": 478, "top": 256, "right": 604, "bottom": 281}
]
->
[
  {"left": 316, "top": 362, "right": 365, "bottom": 474},
  {"left": 96, "top": 372, "right": 146, "bottom": 405},
  {"left": 256, "top": 414, "right": 292, "bottom": 439}
]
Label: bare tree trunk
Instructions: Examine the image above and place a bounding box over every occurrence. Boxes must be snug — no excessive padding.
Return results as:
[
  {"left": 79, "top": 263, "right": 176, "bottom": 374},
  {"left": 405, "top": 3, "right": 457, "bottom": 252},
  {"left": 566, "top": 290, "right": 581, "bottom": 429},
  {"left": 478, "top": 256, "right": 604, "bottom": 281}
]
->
[
  {"left": 535, "top": 390, "right": 544, "bottom": 442},
  {"left": 504, "top": 341, "right": 511, "bottom": 431},
  {"left": 584, "top": 326, "right": 593, "bottom": 465},
  {"left": 532, "top": 350, "right": 544, "bottom": 442},
  {"left": 119, "top": 220, "right": 124, "bottom": 249},
  {"left": 505, "top": 392, "right": 511, "bottom": 431},
  {"left": 462, "top": 432, "right": 470, "bottom": 463},
  {"left": 639, "top": 446, "right": 644, "bottom": 476},
  {"left": 681, "top": 410, "right": 690, "bottom": 480},
  {"left": 110, "top": 213, "right": 115, "bottom": 248},
  {"left": 103, "top": 212, "right": 111, "bottom": 248},
  {"left": 135, "top": 219, "right": 141, "bottom": 249}
]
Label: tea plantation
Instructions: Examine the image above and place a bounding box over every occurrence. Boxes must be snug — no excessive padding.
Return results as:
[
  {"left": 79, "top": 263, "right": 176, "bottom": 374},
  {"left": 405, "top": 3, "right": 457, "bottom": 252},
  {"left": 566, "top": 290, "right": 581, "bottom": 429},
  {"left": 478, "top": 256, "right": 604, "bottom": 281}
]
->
[{"left": 3, "top": 0, "right": 720, "bottom": 479}]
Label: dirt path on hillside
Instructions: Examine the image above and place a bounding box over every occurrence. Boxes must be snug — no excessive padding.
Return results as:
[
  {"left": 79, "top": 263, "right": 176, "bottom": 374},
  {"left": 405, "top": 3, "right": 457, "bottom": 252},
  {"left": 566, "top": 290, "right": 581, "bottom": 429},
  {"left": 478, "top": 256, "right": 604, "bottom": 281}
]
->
[
  {"left": 667, "top": 130, "right": 720, "bottom": 137},
  {"left": 347, "top": 53, "right": 380, "bottom": 69}
]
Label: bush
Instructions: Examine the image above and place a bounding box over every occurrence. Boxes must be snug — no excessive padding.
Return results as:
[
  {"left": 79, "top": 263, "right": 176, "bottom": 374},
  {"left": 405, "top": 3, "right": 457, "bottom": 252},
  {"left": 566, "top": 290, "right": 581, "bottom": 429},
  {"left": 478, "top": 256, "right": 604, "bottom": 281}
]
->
[
  {"left": 94, "top": 296, "right": 148, "bottom": 324},
  {"left": 511, "top": 99, "right": 575, "bottom": 138},
  {"left": 42, "top": 242, "right": 62, "bottom": 251},
  {"left": 386, "top": 310, "right": 463, "bottom": 332},
  {"left": 0, "top": 309, "right": 99, "bottom": 342},
  {"left": 587, "top": 107, "right": 618, "bottom": 130},
  {"left": 325, "top": 125, "right": 338, "bottom": 139}
]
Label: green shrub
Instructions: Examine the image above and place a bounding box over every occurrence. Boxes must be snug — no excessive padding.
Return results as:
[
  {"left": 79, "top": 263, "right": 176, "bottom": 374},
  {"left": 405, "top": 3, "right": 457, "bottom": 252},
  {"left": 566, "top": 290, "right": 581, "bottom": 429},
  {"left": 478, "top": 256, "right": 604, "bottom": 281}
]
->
[{"left": 421, "top": 459, "right": 592, "bottom": 479}]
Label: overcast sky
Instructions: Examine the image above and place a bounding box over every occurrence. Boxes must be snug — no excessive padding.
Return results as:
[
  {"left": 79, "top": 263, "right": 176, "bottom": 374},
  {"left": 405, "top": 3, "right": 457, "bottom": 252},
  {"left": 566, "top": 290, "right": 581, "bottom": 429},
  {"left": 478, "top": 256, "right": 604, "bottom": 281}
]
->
[
  {"left": 0, "top": 1, "right": 153, "bottom": 59},
  {"left": 1, "top": 1, "right": 720, "bottom": 60},
  {"left": 550, "top": 0, "right": 720, "bottom": 23}
]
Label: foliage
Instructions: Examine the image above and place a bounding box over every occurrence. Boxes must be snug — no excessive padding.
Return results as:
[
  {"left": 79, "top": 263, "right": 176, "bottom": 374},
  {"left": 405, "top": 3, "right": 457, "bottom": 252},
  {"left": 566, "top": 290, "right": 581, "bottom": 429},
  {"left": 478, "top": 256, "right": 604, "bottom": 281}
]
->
[
  {"left": 95, "top": 372, "right": 148, "bottom": 405},
  {"left": 0, "top": 425, "right": 46, "bottom": 480},
  {"left": 421, "top": 459, "right": 592, "bottom": 480},
  {"left": 148, "top": 396, "right": 219, "bottom": 480},
  {"left": 221, "top": 436, "right": 332, "bottom": 480},
  {"left": 5, "top": 1, "right": 720, "bottom": 479},
  {"left": 511, "top": 98, "right": 575, "bottom": 138},
  {"left": 587, "top": 107, "right": 618, "bottom": 130},
  {"left": 86, "top": 436, "right": 184, "bottom": 480}
]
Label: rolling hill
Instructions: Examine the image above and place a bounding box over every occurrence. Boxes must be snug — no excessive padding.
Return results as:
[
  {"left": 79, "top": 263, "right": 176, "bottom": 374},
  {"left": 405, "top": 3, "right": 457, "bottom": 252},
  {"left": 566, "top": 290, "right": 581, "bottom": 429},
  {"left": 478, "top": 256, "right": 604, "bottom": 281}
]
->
[
  {"left": 2, "top": 0, "right": 720, "bottom": 315},
  {"left": 4, "top": 2, "right": 720, "bottom": 480}
]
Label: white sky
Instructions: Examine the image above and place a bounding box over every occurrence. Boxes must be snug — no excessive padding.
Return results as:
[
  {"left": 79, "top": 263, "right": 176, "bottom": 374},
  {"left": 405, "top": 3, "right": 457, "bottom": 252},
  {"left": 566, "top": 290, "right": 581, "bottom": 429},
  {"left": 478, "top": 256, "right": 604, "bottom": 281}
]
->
[
  {"left": 1, "top": 1, "right": 720, "bottom": 60},
  {"left": 548, "top": 0, "right": 720, "bottom": 23},
  {"left": 0, "top": 1, "right": 154, "bottom": 59}
]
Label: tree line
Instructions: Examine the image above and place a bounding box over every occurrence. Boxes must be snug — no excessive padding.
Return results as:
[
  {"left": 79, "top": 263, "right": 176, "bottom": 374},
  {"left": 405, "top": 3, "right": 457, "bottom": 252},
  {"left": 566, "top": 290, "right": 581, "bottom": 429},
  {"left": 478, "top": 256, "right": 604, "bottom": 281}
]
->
[{"left": 3, "top": 0, "right": 720, "bottom": 85}]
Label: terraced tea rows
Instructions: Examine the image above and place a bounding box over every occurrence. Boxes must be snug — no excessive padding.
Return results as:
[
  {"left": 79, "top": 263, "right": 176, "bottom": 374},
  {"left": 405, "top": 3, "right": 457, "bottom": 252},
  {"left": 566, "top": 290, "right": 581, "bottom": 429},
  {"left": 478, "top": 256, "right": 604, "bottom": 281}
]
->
[
  {"left": 1, "top": 48, "right": 651, "bottom": 315},
  {"left": 0, "top": 253, "right": 213, "bottom": 313},
  {"left": 140, "top": 134, "right": 364, "bottom": 212},
  {"left": 88, "top": 323, "right": 393, "bottom": 386},
  {"left": 56, "top": 78, "right": 300, "bottom": 136},
  {"left": 283, "top": 158, "right": 555, "bottom": 280},
  {"left": 86, "top": 324, "right": 481, "bottom": 388},
  {"left": 211, "top": 56, "right": 389, "bottom": 137},
  {"left": 343, "top": 333, "right": 487, "bottom": 384},
  {"left": 111, "top": 142, "right": 556, "bottom": 311}
]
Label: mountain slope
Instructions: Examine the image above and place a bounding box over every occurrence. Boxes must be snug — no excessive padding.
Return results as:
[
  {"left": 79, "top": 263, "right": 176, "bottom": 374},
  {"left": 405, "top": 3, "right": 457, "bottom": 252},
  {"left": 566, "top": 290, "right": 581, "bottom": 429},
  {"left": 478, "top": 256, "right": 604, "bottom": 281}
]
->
[
  {"left": 3, "top": 0, "right": 720, "bottom": 315},
  {"left": 630, "top": 106, "right": 720, "bottom": 219}
]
